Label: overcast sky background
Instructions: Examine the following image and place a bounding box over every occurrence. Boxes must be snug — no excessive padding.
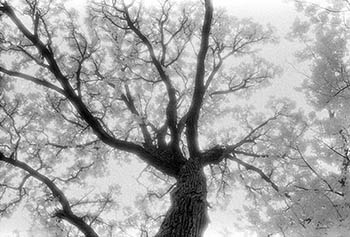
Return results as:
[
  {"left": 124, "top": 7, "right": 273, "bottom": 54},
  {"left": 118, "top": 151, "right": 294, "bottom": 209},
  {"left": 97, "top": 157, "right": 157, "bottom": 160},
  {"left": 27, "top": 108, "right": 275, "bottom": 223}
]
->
[{"left": 0, "top": 0, "right": 306, "bottom": 236}]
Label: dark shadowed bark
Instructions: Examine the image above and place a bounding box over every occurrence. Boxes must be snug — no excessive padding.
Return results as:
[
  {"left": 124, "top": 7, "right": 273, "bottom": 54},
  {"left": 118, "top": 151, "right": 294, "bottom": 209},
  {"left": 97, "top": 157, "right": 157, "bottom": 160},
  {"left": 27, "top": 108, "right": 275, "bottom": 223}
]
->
[
  {"left": 0, "top": 1, "right": 183, "bottom": 178},
  {"left": 155, "top": 159, "right": 208, "bottom": 237},
  {"left": 185, "top": 0, "right": 213, "bottom": 158},
  {"left": 0, "top": 0, "right": 280, "bottom": 236}
]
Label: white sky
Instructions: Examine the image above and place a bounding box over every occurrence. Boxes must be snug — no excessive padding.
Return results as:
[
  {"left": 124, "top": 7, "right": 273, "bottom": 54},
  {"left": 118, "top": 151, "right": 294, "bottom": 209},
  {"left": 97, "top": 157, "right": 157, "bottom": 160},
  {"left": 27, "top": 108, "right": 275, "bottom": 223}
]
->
[{"left": 0, "top": 0, "right": 305, "bottom": 236}]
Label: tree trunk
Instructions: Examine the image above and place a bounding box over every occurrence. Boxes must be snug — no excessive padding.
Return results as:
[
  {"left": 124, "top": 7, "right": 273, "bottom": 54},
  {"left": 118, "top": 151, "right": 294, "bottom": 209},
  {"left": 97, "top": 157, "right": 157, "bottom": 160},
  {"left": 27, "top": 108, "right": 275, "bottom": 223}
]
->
[{"left": 155, "top": 159, "right": 209, "bottom": 237}]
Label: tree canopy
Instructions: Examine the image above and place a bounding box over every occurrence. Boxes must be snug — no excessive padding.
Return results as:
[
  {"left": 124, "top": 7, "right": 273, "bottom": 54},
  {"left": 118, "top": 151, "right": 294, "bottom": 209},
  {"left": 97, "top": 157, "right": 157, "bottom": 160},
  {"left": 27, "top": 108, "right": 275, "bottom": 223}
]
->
[{"left": 1, "top": 0, "right": 350, "bottom": 236}]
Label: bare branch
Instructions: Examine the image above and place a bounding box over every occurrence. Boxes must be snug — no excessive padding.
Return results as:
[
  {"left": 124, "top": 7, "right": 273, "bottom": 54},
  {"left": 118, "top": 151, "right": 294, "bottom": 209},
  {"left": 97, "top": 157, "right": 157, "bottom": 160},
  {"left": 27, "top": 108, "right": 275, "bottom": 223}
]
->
[
  {"left": 294, "top": 146, "right": 343, "bottom": 197},
  {"left": 229, "top": 154, "right": 281, "bottom": 194},
  {"left": 120, "top": 84, "right": 153, "bottom": 146},
  {"left": 0, "top": 66, "right": 65, "bottom": 95},
  {"left": 223, "top": 114, "right": 278, "bottom": 156}
]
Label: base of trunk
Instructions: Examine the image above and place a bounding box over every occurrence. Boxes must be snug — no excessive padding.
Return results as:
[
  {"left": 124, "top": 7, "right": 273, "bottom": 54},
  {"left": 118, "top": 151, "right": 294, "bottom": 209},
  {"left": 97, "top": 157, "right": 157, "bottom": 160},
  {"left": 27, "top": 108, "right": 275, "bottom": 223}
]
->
[{"left": 155, "top": 159, "right": 209, "bottom": 237}]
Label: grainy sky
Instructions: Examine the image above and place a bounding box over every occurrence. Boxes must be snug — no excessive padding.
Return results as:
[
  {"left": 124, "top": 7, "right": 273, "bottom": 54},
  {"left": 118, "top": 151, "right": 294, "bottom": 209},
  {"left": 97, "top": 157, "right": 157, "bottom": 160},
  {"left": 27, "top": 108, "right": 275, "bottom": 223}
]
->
[{"left": 0, "top": 0, "right": 303, "bottom": 236}]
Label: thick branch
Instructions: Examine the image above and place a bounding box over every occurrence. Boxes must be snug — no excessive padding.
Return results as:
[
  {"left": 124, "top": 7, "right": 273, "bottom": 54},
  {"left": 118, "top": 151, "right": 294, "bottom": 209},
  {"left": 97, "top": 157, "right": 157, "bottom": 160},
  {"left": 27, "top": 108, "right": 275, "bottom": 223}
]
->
[
  {"left": 0, "top": 66, "right": 65, "bottom": 95},
  {"left": 120, "top": 84, "right": 153, "bottom": 146},
  {"left": 0, "top": 152, "right": 99, "bottom": 237},
  {"left": 0, "top": 2, "right": 181, "bottom": 177},
  {"left": 122, "top": 5, "right": 180, "bottom": 154},
  {"left": 201, "top": 145, "right": 226, "bottom": 165},
  {"left": 185, "top": 0, "right": 213, "bottom": 157}
]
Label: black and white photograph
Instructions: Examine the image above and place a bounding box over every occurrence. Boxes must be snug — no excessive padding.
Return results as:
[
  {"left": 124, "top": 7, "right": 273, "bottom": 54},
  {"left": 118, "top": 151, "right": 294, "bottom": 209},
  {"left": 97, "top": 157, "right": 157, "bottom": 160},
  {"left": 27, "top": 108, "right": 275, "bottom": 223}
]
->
[{"left": 0, "top": 0, "right": 349, "bottom": 236}]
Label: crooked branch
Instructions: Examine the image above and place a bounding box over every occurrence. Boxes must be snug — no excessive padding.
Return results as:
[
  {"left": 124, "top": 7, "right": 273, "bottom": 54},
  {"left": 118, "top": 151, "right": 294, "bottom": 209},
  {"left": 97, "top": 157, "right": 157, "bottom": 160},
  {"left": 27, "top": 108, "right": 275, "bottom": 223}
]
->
[
  {"left": 121, "top": 3, "right": 180, "bottom": 154},
  {"left": 0, "top": 151, "right": 99, "bottom": 237},
  {"left": 229, "top": 154, "right": 281, "bottom": 194},
  {"left": 0, "top": 2, "right": 182, "bottom": 177}
]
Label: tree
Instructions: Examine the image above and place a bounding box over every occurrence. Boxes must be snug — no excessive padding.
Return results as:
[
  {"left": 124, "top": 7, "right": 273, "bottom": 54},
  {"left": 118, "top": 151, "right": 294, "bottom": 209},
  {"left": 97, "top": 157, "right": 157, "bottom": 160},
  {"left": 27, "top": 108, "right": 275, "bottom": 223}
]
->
[
  {"left": 268, "top": 0, "right": 350, "bottom": 235},
  {"left": 0, "top": 0, "right": 289, "bottom": 236}
]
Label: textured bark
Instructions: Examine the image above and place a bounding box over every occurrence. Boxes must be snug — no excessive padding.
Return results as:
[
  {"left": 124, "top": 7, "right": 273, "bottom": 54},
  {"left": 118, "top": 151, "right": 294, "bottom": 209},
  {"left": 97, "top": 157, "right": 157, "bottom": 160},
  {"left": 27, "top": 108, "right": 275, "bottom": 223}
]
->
[{"left": 155, "top": 159, "right": 209, "bottom": 237}]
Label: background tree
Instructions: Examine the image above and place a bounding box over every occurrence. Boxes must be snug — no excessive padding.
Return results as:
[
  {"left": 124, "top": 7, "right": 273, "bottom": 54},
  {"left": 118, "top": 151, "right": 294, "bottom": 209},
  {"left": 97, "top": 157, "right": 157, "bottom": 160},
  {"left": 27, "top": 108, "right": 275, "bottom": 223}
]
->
[
  {"left": 256, "top": 0, "right": 350, "bottom": 235},
  {"left": 0, "top": 0, "right": 300, "bottom": 236}
]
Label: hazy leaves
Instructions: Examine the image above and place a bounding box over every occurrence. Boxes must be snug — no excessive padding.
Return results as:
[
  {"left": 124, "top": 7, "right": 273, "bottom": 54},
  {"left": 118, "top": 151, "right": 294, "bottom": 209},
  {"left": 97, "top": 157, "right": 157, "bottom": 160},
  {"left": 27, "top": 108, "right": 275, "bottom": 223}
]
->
[{"left": 1, "top": 0, "right": 335, "bottom": 236}]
